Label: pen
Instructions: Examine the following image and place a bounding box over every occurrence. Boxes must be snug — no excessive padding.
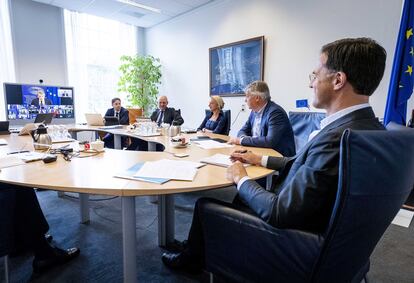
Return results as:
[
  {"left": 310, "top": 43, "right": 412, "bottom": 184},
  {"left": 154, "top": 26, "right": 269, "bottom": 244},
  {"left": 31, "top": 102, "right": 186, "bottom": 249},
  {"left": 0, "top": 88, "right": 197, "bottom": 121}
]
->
[{"left": 7, "top": 150, "right": 30, "bottom": 155}]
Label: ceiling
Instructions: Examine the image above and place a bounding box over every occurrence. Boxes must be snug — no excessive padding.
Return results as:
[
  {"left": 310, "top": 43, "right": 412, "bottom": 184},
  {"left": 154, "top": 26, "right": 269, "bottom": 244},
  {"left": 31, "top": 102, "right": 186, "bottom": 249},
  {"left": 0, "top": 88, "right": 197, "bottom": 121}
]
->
[{"left": 32, "top": 0, "right": 214, "bottom": 28}]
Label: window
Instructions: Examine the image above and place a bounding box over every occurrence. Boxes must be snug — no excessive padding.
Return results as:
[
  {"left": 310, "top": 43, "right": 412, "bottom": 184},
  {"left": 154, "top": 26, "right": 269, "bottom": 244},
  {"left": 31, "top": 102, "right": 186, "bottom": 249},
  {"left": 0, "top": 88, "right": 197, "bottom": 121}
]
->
[
  {"left": 64, "top": 11, "right": 137, "bottom": 121},
  {"left": 0, "top": 0, "right": 16, "bottom": 120}
]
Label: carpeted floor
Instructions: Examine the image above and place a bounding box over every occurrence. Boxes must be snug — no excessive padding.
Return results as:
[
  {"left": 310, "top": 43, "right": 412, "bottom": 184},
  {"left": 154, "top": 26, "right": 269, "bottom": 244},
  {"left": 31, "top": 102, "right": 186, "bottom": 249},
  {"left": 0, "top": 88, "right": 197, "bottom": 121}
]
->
[{"left": 1, "top": 188, "right": 413, "bottom": 283}]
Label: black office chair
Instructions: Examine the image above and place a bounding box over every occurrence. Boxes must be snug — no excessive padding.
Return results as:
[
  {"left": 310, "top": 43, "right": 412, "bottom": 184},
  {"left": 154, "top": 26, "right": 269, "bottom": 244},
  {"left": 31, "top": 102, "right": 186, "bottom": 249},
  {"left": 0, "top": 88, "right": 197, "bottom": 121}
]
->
[
  {"left": 0, "top": 189, "right": 13, "bottom": 283},
  {"left": 288, "top": 111, "right": 326, "bottom": 152},
  {"left": 386, "top": 122, "right": 414, "bottom": 210},
  {"left": 203, "top": 129, "right": 414, "bottom": 283},
  {"left": 204, "top": 110, "right": 231, "bottom": 135}
]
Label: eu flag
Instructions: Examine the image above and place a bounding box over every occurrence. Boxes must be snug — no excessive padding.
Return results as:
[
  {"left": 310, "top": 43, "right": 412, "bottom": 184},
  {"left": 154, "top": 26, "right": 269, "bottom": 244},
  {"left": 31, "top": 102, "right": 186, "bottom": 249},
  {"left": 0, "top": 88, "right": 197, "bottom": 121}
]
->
[{"left": 384, "top": 0, "right": 414, "bottom": 125}]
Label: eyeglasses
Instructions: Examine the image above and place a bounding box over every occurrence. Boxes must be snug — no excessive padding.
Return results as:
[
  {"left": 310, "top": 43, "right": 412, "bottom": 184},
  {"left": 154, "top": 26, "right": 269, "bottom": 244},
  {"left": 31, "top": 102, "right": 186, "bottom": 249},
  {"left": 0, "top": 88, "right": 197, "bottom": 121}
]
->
[
  {"left": 309, "top": 70, "right": 337, "bottom": 83},
  {"left": 309, "top": 73, "right": 317, "bottom": 83}
]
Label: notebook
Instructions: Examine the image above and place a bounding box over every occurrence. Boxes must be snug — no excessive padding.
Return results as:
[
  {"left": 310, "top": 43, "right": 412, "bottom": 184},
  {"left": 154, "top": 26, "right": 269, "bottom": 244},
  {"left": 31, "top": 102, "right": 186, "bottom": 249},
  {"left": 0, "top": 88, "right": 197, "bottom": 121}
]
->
[{"left": 114, "top": 163, "right": 170, "bottom": 184}]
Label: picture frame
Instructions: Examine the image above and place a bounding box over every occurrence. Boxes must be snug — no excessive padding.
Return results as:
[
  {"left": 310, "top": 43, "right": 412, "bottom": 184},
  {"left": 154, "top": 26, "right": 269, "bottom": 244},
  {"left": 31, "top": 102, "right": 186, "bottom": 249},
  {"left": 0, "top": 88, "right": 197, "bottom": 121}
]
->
[{"left": 209, "top": 36, "right": 264, "bottom": 97}]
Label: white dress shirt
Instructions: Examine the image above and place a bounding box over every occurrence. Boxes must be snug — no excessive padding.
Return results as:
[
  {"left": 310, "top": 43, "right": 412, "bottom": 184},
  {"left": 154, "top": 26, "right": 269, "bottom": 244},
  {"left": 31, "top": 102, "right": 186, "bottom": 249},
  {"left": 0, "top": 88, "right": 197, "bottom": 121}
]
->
[
  {"left": 236, "top": 103, "right": 371, "bottom": 190},
  {"left": 240, "top": 102, "right": 268, "bottom": 143}
]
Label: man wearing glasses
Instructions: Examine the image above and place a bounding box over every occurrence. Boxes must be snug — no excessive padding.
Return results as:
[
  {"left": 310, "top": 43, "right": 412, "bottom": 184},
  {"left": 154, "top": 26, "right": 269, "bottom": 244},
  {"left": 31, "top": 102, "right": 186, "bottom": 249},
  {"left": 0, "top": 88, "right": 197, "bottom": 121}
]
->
[
  {"left": 227, "top": 81, "right": 296, "bottom": 156},
  {"left": 161, "top": 38, "right": 386, "bottom": 273}
]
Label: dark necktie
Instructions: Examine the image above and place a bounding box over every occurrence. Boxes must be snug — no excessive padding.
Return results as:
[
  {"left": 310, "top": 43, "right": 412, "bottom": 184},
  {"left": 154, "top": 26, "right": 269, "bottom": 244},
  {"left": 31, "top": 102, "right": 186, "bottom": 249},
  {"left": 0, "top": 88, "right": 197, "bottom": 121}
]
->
[
  {"left": 157, "top": 110, "right": 164, "bottom": 126},
  {"left": 116, "top": 112, "right": 120, "bottom": 119}
]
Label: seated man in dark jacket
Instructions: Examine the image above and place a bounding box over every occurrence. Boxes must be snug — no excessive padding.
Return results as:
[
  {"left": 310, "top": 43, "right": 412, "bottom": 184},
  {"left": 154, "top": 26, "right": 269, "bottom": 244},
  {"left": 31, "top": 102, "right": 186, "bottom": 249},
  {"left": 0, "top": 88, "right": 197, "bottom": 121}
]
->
[
  {"left": 103, "top": 97, "right": 129, "bottom": 148},
  {"left": 150, "top": 95, "right": 184, "bottom": 126},
  {"left": 161, "top": 38, "right": 387, "bottom": 273},
  {"left": 1, "top": 184, "right": 80, "bottom": 277},
  {"left": 227, "top": 81, "right": 296, "bottom": 156},
  {"left": 129, "top": 95, "right": 184, "bottom": 151}
]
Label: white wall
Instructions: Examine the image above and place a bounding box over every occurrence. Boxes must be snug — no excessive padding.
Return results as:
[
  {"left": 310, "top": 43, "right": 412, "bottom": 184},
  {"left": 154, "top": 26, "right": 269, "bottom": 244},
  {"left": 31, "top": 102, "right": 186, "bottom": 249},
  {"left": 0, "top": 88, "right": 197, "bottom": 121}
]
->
[
  {"left": 10, "top": 0, "right": 67, "bottom": 85},
  {"left": 145, "top": 0, "right": 410, "bottom": 134}
]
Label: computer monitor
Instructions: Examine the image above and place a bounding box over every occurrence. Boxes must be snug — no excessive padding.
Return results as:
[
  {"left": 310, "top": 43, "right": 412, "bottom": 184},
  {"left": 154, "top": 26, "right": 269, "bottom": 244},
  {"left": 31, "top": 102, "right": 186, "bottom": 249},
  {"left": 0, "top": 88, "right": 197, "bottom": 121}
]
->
[{"left": 4, "top": 82, "right": 75, "bottom": 125}]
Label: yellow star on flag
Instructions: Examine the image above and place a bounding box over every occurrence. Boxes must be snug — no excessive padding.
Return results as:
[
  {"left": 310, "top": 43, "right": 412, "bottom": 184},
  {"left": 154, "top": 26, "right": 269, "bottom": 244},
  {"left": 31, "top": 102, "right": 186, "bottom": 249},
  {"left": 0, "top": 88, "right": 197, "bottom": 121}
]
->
[
  {"left": 411, "top": 47, "right": 414, "bottom": 56},
  {"left": 407, "top": 28, "right": 413, "bottom": 39},
  {"left": 405, "top": 65, "right": 413, "bottom": 76}
]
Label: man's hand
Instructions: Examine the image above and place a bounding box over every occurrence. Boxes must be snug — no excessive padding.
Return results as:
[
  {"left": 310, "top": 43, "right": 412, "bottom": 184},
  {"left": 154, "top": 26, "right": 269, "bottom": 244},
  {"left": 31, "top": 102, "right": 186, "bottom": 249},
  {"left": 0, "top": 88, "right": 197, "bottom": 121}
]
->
[
  {"left": 226, "top": 161, "right": 247, "bottom": 184},
  {"left": 230, "top": 150, "right": 262, "bottom": 166},
  {"left": 227, "top": 137, "right": 241, "bottom": 145}
]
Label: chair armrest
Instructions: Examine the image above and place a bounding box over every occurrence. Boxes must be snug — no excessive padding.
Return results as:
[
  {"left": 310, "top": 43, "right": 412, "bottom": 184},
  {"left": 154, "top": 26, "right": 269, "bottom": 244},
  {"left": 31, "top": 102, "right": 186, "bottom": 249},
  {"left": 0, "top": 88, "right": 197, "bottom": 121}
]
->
[{"left": 201, "top": 200, "right": 323, "bottom": 282}]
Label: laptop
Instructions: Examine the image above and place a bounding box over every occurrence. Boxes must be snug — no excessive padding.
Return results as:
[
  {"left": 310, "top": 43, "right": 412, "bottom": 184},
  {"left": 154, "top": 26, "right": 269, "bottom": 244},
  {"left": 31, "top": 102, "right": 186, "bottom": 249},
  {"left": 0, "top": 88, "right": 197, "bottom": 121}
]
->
[
  {"left": 34, "top": 113, "right": 53, "bottom": 124},
  {"left": 0, "top": 121, "right": 10, "bottom": 135},
  {"left": 85, "top": 113, "right": 104, "bottom": 126},
  {"left": 104, "top": 116, "right": 120, "bottom": 126}
]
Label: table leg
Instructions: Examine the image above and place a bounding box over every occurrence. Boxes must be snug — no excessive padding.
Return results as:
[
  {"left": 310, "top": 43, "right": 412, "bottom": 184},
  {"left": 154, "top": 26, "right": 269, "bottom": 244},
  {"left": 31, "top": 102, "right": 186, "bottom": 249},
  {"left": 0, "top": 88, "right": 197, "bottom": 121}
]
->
[
  {"left": 4, "top": 255, "right": 9, "bottom": 283},
  {"left": 122, "top": 196, "right": 137, "bottom": 283},
  {"left": 147, "top": 141, "right": 158, "bottom": 203},
  {"left": 114, "top": 134, "right": 122, "bottom": 150},
  {"left": 79, "top": 193, "right": 90, "bottom": 224},
  {"left": 158, "top": 194, "right": 175, "bottom": 247},
  {"left": 148, "top": 141, "right": 156, "bottom": 152},
  {"left": 70, "top": 131, "right": 77, "bottom": 140}
]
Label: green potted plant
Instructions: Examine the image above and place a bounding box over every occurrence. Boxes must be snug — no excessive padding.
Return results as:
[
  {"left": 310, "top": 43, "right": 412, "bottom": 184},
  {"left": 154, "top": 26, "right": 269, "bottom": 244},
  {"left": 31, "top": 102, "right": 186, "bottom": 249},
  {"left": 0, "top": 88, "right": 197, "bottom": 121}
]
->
[{"left": 118, "top": 54, "right": 162, "bottom": 117}]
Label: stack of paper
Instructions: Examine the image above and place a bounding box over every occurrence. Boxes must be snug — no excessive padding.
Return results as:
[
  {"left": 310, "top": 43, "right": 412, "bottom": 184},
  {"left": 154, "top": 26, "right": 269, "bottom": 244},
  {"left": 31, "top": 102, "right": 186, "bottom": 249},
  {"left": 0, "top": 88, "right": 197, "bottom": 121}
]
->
[
  {"left": 0, "top": 139, "right": 8, "bottom": 145},
  {"left": 134, "top": 159, "right": 200, "bottom": 181},
  {"left": 51, "top": 137, "right": 75, "bottom": 143},
  {"left": 0, "top": 155, "right": 25, "bottom": 169},
  {"left": 16, "top": 151, "right": 47, "bottom": 162},
  {"left": 200, "top": 153, "right": 250, "bottom": 168},
  {"left": 392, "top": 209, "right": 414, "bottom": 228},
  {"left": 115, "top": 163, "right": 169, "bottom": 184},
  {"left": 193, "top": 140, "right": 233, "bottom": 149}
]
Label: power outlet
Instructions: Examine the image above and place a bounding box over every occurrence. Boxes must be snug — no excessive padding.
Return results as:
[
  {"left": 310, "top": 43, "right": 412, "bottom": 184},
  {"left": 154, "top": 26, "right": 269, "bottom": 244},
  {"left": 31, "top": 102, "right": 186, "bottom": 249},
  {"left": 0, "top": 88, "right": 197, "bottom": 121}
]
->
[{"left": 241, "top": 104, "right": 246, "bottom": 111}]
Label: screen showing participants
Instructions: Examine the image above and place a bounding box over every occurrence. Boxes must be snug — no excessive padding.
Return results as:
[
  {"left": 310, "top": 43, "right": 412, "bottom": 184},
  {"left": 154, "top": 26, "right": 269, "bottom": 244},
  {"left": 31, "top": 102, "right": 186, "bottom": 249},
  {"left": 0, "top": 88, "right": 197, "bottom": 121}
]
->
[{"left": 5, "top": 84, "right": 75, "bottom": 121}]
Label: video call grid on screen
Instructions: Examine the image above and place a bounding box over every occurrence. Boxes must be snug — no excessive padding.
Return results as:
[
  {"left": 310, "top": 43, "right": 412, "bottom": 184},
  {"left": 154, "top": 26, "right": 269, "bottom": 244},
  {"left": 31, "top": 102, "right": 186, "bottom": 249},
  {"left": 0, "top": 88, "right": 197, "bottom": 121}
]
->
[{"left": 4, "top": 83, "right": 75, "bottom": 125}]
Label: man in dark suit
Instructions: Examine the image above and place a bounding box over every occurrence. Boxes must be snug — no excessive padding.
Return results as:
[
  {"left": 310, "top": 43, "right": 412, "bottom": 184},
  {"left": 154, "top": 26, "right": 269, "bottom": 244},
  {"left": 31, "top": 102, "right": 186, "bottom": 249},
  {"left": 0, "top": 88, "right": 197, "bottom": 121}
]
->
[
  {"left": 103, "top": 97, "right": 129, "bottom": 148},
  {"left": 31, "top": 90, "right": 52, "bottom": 107},
  {"left": 104, "top": 97, "right": 130, "bottom": 125},
  {"left": 227, "top": 81, "right": 295, "bottom": 156},
  {"left": 161, "top": 38, "right": 387, "bottom": 272},
  {"left": 129, "top": 95, "right": 185, "bottom": 151},
  {"left": 1, "top": 184, "right": 80, "bottom": 277},
  {"left": 150, "top": 96, "right": 184, "bottom": 126}
]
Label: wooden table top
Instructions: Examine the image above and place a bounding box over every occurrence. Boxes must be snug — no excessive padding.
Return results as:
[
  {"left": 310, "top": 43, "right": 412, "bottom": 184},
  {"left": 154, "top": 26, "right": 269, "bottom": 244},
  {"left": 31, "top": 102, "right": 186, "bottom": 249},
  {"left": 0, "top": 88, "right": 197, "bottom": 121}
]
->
[{"left": 0, "top": 128, "right": 281, "bottom": 196}]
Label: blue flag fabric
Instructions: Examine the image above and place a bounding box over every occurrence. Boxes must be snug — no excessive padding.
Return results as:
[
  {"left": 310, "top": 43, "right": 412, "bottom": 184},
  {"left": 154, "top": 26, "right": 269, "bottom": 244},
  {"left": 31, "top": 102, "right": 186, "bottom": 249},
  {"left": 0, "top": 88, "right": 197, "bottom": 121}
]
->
[{"left": 384, "top": 0, "right": 414, "bottom": 125}]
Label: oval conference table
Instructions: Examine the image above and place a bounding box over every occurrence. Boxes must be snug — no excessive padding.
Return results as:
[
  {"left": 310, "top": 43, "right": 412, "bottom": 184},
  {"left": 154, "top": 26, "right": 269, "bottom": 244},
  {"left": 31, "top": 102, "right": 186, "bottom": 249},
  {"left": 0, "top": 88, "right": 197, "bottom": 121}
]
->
[{"left": 0, "top": 125, "right": 281, "bottom": 282}]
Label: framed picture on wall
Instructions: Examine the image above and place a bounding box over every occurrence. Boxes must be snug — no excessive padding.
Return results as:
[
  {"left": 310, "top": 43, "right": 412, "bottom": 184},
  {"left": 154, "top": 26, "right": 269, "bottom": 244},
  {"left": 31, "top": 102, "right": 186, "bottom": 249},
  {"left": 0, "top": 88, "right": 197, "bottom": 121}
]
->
[{"left": 209, "top": 36, "right": 264, "bottom": 97}]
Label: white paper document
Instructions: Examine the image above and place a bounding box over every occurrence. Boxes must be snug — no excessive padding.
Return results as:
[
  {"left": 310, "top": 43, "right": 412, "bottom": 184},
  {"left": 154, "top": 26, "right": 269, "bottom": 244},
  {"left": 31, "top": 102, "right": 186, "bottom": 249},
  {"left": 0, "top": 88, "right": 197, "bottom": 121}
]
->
[
  {"left": 200, "top": 154, "right": 250, "bottom": 168},
  {"left": 392, "top": 209, "right": 414, "bottom": 228},
  {"left": 134, "top": 159, "right": 199, "bottom": 181},
  {"left": 0, "top": 155, "right": 25, "bottom": 169},
  {"left": 16, "top": 151, "right": 47, "bottom": 162},
  {"left": 193, "top": 140, "right": 233, "bottom": 149},
  {"left": 0, "top": 139, "right": 8, "bottom": 145},
  {"left": 171, "top": 160, "right": 206, "bottom": 169}
]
